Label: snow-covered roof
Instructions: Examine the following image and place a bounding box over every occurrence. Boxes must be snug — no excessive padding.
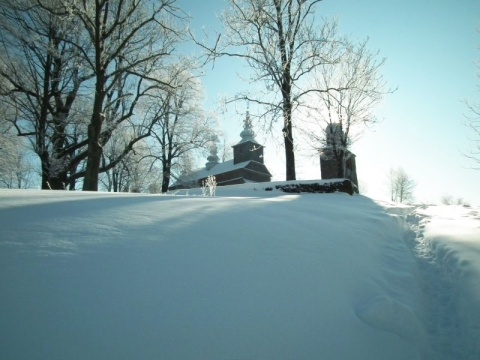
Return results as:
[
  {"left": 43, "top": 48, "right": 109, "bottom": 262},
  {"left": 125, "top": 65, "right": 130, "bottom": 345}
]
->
[{"left": 173, "top": 159, "right": 255, "bottom": 185}]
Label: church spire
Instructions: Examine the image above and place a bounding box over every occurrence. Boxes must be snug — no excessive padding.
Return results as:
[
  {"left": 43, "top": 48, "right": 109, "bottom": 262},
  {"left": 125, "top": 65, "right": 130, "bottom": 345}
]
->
[
  {"left": 205, "top": 144, "right": 220, "bottom": 170},
  {"left": 239, "top": 110, "right": 256, "bottom": 143}
]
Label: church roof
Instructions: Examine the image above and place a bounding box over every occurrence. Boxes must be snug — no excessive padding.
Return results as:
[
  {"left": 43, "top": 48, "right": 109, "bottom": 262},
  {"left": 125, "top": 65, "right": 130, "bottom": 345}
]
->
[{"left": 172, "top": 159, "right": 265, "bottom": 187}]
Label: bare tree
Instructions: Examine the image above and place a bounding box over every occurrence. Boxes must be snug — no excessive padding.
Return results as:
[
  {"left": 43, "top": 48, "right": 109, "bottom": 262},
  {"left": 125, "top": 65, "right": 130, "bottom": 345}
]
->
[
  {"left": 218, "top": 135, "right": 234, "bottom": 163},
  {"left": 0, "top": 0, "right": 91, "bottom": 189},
  {"left": 440, "top": 194, "right": 470, "bottom": 206},
  {"left": 49, "top": 0, "right": 186, "bottom": 190},
  {"left": 144, "top": 63, "right": 218, "bottom": 193},
  {"left": 194, "top": 0, "right": 340, "bottom": 180},
  {"left": 173, "top": 151, "right": 196, "bottom": 183},
  {"left": 99, "top": 128, "right": 158, "bottom": 193},
  {"left": 0, "top": 101, "right": 17, "bottom": 176},
  {"left": 0, "top": 0, "right": 196, "bottom": 191},
  {"left": 306, "top": 38, "right": 392, "bottom": 178},
  {"left": 0, "top": 121, "right": 34, "bottom": 189},
  {"left": 388, "top": 167, "right": 416, "bottom": 204},
  {"left": 100, "top": 127, "right": 134, "bottom": 192}
]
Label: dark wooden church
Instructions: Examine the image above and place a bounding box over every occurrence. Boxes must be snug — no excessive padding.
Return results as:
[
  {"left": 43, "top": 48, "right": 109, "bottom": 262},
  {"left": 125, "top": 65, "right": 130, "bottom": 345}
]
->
[
  {"left": 170, "top": 113, "right": 271, "bottom": 189},
  {"left": 319, "top": 123, "right": 359, "bottom": 190}
]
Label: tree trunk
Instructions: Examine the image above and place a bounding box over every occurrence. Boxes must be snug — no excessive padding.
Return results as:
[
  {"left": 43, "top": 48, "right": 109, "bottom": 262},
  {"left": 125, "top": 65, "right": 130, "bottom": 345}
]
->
[
  {"left": 67, "top": 164, "right": 77, "bottom": 190},
  {"left": 83, "top": 59, "right": 106, "bottom": 190},
  {"left": 83, "top": 3, "right": 106, "bottom": 191},
  {"left": 282, "top": 93, "right": 296, "bottom": 181},
  {"left": 40, "top": 157, "right": 50, "bottom": 190},
  {"left": 276, "top": 0, "right": 296, "bottom": 181},
  {"left": 112, "top": 170, "right": 119, "bottom": 192},
  {"left": 47, "top": 175, "right": 66, "bottom": 190},
  {"left": 83, "top": 122, "right": 103, "bottom": 191},
  {"left": 284, "top": 124, "right": 296, "bottom": 181},
  {"left": 161, "top": 161, "right": 171, "bottom": 193}
]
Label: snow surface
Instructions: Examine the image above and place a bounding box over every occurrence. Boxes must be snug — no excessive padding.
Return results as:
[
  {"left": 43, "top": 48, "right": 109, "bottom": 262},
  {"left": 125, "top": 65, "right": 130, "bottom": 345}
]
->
[{"left": 0, "top": 182, "right": 479, "bottom": 360}]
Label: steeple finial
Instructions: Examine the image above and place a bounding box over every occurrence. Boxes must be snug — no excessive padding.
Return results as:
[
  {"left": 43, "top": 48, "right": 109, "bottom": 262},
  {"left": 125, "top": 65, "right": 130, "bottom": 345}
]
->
[
  {"left": 239, "top": 108, "right": 256, "bottom": 143},
  {"left": 205, "top": 143, "right": 220, "bottom": 170},
  {"left": 244, "top": 109, "right": 252, "bottom": 131}
]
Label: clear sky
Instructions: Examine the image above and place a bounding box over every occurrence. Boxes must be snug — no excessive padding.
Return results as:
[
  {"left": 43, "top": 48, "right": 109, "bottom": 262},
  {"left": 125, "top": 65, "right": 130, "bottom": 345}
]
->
[{"left": 179, "top": 0, "right": 480, "bottom": 205}]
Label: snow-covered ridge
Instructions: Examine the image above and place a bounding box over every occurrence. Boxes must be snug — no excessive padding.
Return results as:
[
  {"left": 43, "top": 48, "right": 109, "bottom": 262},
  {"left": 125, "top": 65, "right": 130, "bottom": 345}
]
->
[
  {"left": 0, "top": 185, "right": 479, "bottom": 359},
  {"left": 170, "top": 178, "right": 357, "bottom": 196}
]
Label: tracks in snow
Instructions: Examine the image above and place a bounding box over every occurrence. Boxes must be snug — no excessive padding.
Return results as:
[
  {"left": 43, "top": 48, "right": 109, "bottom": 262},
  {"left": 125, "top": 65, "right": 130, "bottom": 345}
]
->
[{"left": 403, "top": 208, "right": 468, "bottom": 360}]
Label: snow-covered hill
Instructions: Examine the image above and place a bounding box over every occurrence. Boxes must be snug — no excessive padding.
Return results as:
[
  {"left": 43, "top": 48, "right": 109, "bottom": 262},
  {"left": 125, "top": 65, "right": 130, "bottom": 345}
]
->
[{"left": 1, "top": 182, "right": 479, "bottom": 359}]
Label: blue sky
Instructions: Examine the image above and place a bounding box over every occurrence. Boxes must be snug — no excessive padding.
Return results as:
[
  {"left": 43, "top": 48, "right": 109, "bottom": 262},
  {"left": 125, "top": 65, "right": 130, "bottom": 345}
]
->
[{"left": 179, "top": 0, "right": 480, "bottom": 204}]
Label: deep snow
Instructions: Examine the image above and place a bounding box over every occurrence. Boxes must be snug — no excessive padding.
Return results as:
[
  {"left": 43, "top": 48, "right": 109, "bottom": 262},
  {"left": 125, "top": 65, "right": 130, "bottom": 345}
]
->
[{"left": 0, "top": 182, "right": 479, "bottom": 359}]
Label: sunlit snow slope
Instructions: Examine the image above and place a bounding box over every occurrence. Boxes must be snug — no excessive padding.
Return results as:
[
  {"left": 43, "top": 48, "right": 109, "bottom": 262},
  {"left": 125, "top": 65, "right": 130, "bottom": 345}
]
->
[{"left": 1, "top": 183, "right": 479, "bottom": 360}]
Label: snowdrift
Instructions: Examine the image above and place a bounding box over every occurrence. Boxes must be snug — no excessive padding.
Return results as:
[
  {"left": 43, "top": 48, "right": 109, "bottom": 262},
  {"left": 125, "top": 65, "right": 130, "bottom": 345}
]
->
[
  {"left": 0, "top": 183, "right": 479, "bottom": 359},
  {"left": 408, "top": 205, "right": 480, "bottom": 359}
]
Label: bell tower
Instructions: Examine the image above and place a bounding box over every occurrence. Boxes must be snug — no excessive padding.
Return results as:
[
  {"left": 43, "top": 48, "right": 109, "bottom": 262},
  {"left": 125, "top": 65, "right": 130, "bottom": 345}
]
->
[
  {"left": 232, "top": 111, "right": 264, "bottom": 165},
  {"left": 320, "top": 123, "right": 358, "bottom": 188}
]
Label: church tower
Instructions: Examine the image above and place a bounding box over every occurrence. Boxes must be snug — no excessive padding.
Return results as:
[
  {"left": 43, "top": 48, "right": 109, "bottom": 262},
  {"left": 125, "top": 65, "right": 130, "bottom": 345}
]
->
[
  {"left": 320, "top": 123, "right": 359, "bottom": 189},
  {"left": 232, "top": 111, "right": 264, "bottom": 165}
]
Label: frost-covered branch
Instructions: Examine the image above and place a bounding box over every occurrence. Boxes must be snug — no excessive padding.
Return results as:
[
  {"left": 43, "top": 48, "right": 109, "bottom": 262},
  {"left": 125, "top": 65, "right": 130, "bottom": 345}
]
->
[{"left": 190, "top": 0, "right": 341, "bottom": 181}]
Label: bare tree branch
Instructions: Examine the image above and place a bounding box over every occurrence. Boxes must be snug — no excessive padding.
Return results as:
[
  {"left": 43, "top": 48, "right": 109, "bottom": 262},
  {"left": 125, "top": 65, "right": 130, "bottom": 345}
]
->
[
  {"left": 303, "top": 38, "right": 394, "bottom": 178},
  {"left": 387, "top": 167, "right": 416, "bottom": 204},
  {"left": 190, "top": 0, "right": 340, "bottom": 180}
]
